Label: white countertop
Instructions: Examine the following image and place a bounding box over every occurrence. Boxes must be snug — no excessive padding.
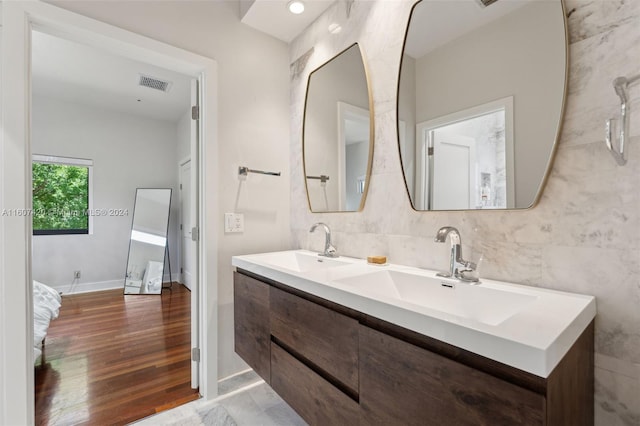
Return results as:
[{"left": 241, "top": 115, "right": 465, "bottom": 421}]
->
[{"left": 232, "top": 249, "right": 596, "bottom": 378}]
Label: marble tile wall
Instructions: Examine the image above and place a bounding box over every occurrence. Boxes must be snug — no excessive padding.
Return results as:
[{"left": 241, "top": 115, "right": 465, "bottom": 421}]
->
[{"left": 289, "top": 1, "right": 640, "bottom": 424}]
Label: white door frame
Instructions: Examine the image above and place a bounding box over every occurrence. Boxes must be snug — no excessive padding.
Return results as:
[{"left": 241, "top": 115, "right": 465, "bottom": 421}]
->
[
  {"left": 0, "top": 2, "right": 219, "bottom": 424},
  {"left": 178, "top": 155, "right": 191, "bottom": 288},
  {"left": 179, "top": 155, "right": 199, "bottom": 389},
  {"left": 336, "top": 101, "right": 369, "bottom": 211}
]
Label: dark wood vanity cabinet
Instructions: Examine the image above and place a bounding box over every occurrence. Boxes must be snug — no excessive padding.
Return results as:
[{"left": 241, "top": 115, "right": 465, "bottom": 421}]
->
[
  {"left": 270, "top": 342, "right": 360, "bottom": 425},
  {"left": 233, "top": 272, "right": 271, "bottom": 382},
  {"left": 233, "top": 270, "right": 594, "bottom": 426},
  {"left": 270, "top": 284, "right": 359, "bottom": 396},
  {"left": 269, "top": 285, "right": 360, "bottom": 424},
  {"left": 359, "top": 326, "right": 544, "bottom": 425}
]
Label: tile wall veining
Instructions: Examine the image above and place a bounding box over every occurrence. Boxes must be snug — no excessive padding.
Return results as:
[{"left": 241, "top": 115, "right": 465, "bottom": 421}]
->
[{"left": 289, "top": 1, "right": 640, "bottom": 425}]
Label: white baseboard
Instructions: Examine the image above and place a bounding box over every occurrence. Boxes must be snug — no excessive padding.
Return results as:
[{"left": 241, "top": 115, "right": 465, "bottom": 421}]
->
[
  {"left": 55, "top": 279, "right": 123, "bottom": 295},
  {"left": 55, "top": 273, "right": 183, "bottom": 295},
  {"left": 164, "top": 273, "right": 181, "bottom": 283}
]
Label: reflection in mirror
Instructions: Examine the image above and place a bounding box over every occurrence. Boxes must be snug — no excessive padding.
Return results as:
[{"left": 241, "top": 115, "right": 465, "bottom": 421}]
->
[
  {"left": 398, "top": 0, "right": 566, "bottom": 210},
  {"left": 304, "top": 43, "right": 374, "bottom": 212},
  {"left": 124, "top": 188, "right": 172, "bottom": 295}
]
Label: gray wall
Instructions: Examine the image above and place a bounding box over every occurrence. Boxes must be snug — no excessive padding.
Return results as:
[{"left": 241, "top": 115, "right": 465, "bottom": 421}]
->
[
  {"left": 31, "top": 95, "right": 180, "bottom": 292},
  {"left": 289, "top": 1, "right": 640, "bottom": 424}
]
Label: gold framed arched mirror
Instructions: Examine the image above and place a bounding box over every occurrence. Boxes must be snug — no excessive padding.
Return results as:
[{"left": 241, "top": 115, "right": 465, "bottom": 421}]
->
[
  {"left": 303, "top": 43, "right": 374, "bottom": 212},
  {"left": 397, "top": 0, "right": 567, "bottom": 211}
]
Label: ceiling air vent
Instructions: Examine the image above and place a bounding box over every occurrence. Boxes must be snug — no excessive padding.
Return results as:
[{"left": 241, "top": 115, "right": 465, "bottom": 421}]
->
[
  {"left": 476, "top": 0, "right": 498, "bottom": 7},
  {"left": 138, "top": 74, "right": 172, "bottom": 92}
]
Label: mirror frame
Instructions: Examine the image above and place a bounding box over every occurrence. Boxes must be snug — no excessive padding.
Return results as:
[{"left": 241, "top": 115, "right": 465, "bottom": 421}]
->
[
  {"left": 396, "top": 0, "right": 569, "bottom": 212},
  {"left": 302, "top": 42, "right": 376, "bottom": 213}
]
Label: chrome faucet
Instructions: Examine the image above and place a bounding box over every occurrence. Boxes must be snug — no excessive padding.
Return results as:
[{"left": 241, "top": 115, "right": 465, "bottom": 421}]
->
[
  {"left": 434, "top": 226, "right": 479, "bottom": 283},
  {"left": 309, "top": 222, "right": 338, "bottom": 258}
]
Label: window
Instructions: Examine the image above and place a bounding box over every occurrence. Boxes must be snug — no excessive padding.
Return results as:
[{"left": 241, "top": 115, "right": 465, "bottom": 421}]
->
[{"left": 32, "top": 155, "right": 93, "bottom": 235}]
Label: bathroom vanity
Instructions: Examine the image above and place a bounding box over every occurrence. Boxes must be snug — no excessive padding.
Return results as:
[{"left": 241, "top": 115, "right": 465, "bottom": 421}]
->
[{"left": 232, "top": 250, "right": 595, "bottom": 425}]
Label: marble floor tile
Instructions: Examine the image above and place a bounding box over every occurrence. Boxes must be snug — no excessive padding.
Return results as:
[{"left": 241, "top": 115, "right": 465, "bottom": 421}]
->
[
  {"left": 216, "top": 382, "right": 306, "bottom": 426},
  {"left": 216, "top": 386, "right": 267, "bottom": 423},
  {"left": 263, "top": 402, "right": 307, "bottom": 426},
  {"left": 218, "top": 369, "right": 261, "bottom": 396},
  {"left": 132, "top": 401, "right": 236, "bottom": 426},
  {"left": 197, "top": 402, "right": 240, "bottom": 426},
  {"left": 133, "top": 369, "right": 306, "bottom": 426},
  {"left": 243, "top": 381, "right": 285, "bottom": 412}
]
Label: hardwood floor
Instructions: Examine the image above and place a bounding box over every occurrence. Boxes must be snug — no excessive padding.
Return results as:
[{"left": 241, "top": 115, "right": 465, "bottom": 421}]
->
[{"left": 35, "top": 284, "right": 199, "bottom": 425}]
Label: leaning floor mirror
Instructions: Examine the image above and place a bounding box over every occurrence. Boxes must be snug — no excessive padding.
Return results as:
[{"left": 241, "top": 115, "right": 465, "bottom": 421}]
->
[{"left": 124, "top": 188, "right": 172, "bottom": 295}]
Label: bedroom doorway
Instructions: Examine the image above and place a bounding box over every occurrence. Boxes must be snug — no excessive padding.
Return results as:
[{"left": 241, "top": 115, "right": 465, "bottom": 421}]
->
[
  {"left": 30, "top": 28, "right": 202, "bottom": 423},
  {"left": 0, "top": 2, "right": 218, "bottom": 423},
  {"left": 0, "top": 2, "right": 219, "bottom": 424}
]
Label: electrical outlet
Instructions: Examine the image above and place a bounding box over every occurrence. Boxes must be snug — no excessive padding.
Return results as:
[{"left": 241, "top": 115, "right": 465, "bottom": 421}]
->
[
  {"left": 224, "top": 213, "right": 244, "bottom": 233},
  {"left": 74, "top": 270, "right": 81, "bottom": 279}
]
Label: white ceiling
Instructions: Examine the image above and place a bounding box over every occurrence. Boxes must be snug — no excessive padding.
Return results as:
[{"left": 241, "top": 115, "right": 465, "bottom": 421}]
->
[
  {"left": 405, "top": 0, "right": 531, "bottom": 59},
  {"left": 30, "top": 1, "right": 530, "bottom": 122},
  {"left": 31, "top": 31, "right": 192, "bottom": 123},
  {"left": 241, "top": 0, "right": 335, "bottom": 43}
]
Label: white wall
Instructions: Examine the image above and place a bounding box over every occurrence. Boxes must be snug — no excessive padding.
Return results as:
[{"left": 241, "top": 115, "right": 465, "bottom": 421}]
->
[
  {"left": 47, "top": 0, "right": 292, "bottom": 379},
  {"left": 177, "top": 109, "right": 191, "bottom": 162},
  {"left": 290, "top": 1, "right": 640, "bottom": 424},
  {"left": 0, "top": 10, "right": 6, "bottom": 423},
  {"left": 31, "top": 95, "right": 180, "bottom": 293}
]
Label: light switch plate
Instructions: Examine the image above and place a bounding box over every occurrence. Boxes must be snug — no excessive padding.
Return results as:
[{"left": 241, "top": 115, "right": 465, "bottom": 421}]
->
[{"left": 224, "top": 213, "right": 244, "bottom": 233}]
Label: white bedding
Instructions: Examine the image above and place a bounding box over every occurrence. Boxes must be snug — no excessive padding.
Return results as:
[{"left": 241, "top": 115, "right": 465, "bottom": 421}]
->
[
  {"left": 143, "top": 260, "right": 164, "bottom": 293},
  {"left": 33, "top": 280, "right": 61, "bottom": 361}
]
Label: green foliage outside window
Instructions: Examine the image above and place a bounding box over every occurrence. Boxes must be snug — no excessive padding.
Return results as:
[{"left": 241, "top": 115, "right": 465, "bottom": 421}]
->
[{"left": 32, "top": 162, "right": 89, "bottom": 234}]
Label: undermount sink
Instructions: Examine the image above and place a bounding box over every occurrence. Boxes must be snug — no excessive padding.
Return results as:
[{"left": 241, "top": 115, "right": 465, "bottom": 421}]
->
[
  {"left": 334, "top": 270, "right": 537, "bottom": 326},
  {"left": 251, "top": 250, "right": 352, "bottom": 273}
]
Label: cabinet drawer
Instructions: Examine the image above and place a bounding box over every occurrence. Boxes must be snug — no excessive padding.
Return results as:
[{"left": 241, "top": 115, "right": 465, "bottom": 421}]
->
[
  {"left": 360, "top": 326, "right": 545, "bottom": 426},
  {"left": 270, "top": 286, "right": 359, "bottom": 394},
  {"left": 270, "top": 342, "right": 359, "bottom": 426},
  {"left": 234, "top": 272, "right": 270, "bottom": 382}
]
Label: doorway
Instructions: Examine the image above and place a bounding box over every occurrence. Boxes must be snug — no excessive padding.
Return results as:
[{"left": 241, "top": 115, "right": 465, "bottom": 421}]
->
[
  {"left": 415, "top": 96, "right": 515, "bottom": 210},
  {"left": 337, "top": 101, "right": 370, "bottom": 211},
  {"left": 30, "top": 28, "right": 200, "bottom": 422},
  {"left": 430, "top": 130, "right": 476, "bottom": 210},
  {"left": 0, "top": 2, "right": 218, "bottom": 423}
]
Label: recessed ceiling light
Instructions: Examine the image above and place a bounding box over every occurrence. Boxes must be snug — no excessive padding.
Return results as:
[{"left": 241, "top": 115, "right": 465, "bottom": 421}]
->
[{"left": 287, "top": 0, "right": 305, "bottom": 14}]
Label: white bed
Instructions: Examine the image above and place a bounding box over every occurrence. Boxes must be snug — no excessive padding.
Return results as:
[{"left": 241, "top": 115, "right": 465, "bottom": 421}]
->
[{"left": 33, "top": 280, "right": 61, "bottom": 361}]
